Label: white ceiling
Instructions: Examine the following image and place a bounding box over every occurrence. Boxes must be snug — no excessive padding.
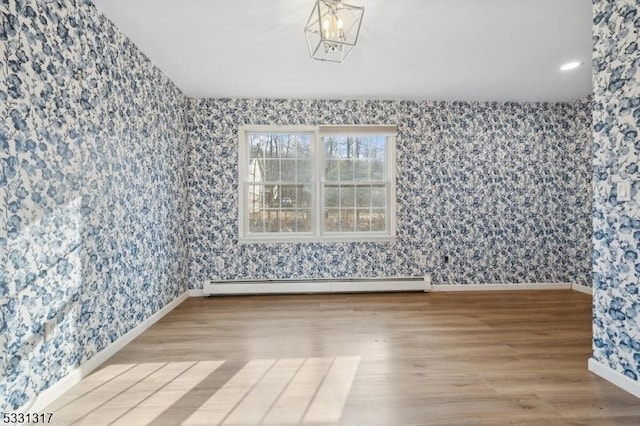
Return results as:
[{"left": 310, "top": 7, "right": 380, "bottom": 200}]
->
[{"left": 91, "top": 0, "right": 592, "bottom": 102}]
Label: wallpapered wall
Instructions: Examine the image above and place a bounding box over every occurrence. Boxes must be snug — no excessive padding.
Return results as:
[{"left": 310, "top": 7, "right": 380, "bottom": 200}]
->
[
  {"left": 592, "top": 0, "right": 640, "bottom": 382},
  {"left": 187, "top": 98, "right": 593, "bottom": 288},
  {"left": 0, "top": 0, "right": 189, "bottom": 410},
  {"left": 0, "top": 0, "right": 598, "bottom": 412}
]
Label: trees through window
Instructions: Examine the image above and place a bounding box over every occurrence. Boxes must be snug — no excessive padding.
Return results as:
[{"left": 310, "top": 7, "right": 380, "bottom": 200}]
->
[{"left": 238, "top": 125, "right": 396, "bottom": 243}]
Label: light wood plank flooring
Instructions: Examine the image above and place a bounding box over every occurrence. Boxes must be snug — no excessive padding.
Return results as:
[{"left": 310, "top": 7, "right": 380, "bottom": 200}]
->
[{"left": 47, "top": 290, "right": 640, "bottom": 425}]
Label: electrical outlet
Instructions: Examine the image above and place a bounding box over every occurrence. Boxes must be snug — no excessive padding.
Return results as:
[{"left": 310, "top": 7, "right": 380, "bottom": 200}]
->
[
  {"left": 617, "top": 180, "right": 631, "bottom": 201},
  {"left": 418, "top": 254, "right": 427, "bottom": 267}
]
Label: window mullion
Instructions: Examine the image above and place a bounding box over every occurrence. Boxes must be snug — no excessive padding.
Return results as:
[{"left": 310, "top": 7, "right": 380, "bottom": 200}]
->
[{"left": 314, "top": 128, "right": 322, "bottom": 237}]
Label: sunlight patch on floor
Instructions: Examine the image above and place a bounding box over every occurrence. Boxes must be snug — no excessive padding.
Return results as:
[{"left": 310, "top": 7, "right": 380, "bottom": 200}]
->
[{"left": 47, "top": 357, "right": 360, "bottom": 425}]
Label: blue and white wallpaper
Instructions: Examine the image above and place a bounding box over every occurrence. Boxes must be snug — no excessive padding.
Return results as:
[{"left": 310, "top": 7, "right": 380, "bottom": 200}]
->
[
  {"left": 0, "top": 0, "right": 599, "bottom": 412},
  {"left": 0, "top": 0, "right": 189, "bottom": 411},
  {"left": 187, "top": 98, "right": 593, "bottom": 288},
  {"left": 592, "top": 0, "right": 640, "bottom": 382}
]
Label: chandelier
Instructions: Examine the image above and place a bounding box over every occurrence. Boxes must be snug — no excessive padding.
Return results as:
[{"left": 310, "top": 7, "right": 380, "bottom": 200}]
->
[{"left": 304, "top": 0, "right": 365, "bottom": 63}]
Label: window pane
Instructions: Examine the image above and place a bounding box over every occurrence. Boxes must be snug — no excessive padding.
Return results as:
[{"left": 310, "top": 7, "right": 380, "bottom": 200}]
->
[
  {"left": 279, "top": 185, "right": 298, "bottom": 208},
  {"left": 325, "top": 160, "right": 340, "bottom": 181},
  {"left": 324, "top": 209, "right": 340, "bottom": 232},
  {"left": 370, "top": 159, "right": 385, "bottom": 180},
  {"left": 249, "top": 209, "right": 264, "bottom": 232},
  {"left": 354, "top": 159, "right": 369, "bottom": 181},
  {"left": 356, "top": 186, "right": 371, "bottom": 207},
  {"left": 296, "top": 210, "right": 312, "bottom": 232},
  {"left": 297, "top": 160, "right": 311, "bottom": 182},
  {"left": 356, "top": 209, "right": 371, "bottom": 232},
  {"left": 337, "top": 138, "right": 352, "bottom": 158},
  {"left": 340, "top": 186, "right": 355, "bottom": 207},
  {"left": 371, "top": 185, "right": 386, "bottom": 207},
  {"left": 296, "top": 185, "right": 312, "bottom": 208},
  {"left": 247, "top": 159, "right": 264, "bottom": 182},
  {"left": 339, "top": 160, "right": 354, "bottom": 181},
  {"left": 371, "top": 136, "right": 386, "bottom": 180},
  {"left": 340, "top": 209, "right": 355, "bottom": 232},
  {"left": 371, "top": 209, "right": 386, "bottom": 232},
  {"left": 355, "top": 138, "right": 370, "bottom": 159},
  {"left": 261, "top": 135, "right": 285, "bottom": 158},
  {"left": 280, "top": 211, "right": 296, "bottom": 232},
  {"left": 324, "top": 136, "right": 360, "bottom": 159},
  {"left": 324, "top": 137, "right": 340, "bottom": 159},
  {"left": 325, "top": 185, "right": 339, "bottom": 208},
  {"left": 263, "top": 185, "right": 278, "bottom": 207},
  {"left": 249, "top": 135, "right": 264, "bottom": 159},
  {"left": 248, "top": 187, "right": 313, "bottom": 234},
  {"left": 263, "top": 159, "right": 280, "bottom": 182},
  {"left": 297, "top": 135, "right": 312, "bottom": 159},
  {"left": 248, "top": 184, "right": 265, "bottom": 210},
  {"left": 264, "top": 209, "right": 280, "bottom": 232},
  {"left": 371, "top": 136, "right": 385, "bottom": 159},
  {"left": 282, "top": 134, "right": 297, "bottom": 158},
  {"left": 281, "top": 159, "right": 297, "bottom": 182}
]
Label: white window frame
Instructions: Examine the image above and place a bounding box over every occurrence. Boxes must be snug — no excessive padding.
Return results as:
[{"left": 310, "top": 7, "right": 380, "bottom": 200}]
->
[{"left": 238, "top": 124, "right": 397, "bottom": 244}]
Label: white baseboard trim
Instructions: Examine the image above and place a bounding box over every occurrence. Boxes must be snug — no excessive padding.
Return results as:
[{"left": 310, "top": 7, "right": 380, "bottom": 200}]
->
[
  {"left": 194, "top": 281, "right": 592, "bottom": 295},
  {"left": 189, "top": 289, "right": 205, "bottom": 297},
  {"left": 29, "top": 291, "right": 190, "bottom": 412},
  {"left": 588, "top": 358, "right": 640, "bottom": 398},
  {"left": 430, "top": 282, "right": 572, "bottom": 292},
  {"left": 204, "top": 276, "right": 431, "bottom": 296},
  {"left": 571, "top": 283, "right": 593, "bottom": 295}
]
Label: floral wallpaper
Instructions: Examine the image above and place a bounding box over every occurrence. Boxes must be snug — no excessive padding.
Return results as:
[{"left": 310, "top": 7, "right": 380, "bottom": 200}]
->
[
  {"left": 187, "top": 98, "right": 593, "bottom": 289},
  {"left": 0, "top": 0, "right": 598, "bottom": 413},
  {"left": 0, "top": 0, "right": 189, "bottom": 411},
  {"left": 592, "top": 0, "right": 640, "bottom": 382}
]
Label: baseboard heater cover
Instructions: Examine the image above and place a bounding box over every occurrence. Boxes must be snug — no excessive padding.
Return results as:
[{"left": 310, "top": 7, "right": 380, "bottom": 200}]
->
[{"left": 203, "top": 276, "right": 432, "bottom": 296}]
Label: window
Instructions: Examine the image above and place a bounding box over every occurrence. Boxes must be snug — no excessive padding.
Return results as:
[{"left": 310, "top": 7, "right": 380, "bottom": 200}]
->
[{"left": 238, "top": 125, "right": 397, "bottom": 243}]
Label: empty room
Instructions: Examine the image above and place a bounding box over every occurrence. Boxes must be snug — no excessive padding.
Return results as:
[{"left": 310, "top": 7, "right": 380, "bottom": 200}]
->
[{"left": 1, "top": 0, "right": 640, "bottom": 424}]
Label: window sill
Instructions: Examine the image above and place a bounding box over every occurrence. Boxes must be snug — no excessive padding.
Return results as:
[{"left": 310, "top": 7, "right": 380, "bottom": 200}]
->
[{"left": 238, "top": 235, "right": 397, "bottom": 244}]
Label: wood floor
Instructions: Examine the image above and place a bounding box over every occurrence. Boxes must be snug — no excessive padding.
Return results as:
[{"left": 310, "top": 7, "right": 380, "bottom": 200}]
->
[{"left": 47, "top": 290, "right": 640, "bottom": 425}]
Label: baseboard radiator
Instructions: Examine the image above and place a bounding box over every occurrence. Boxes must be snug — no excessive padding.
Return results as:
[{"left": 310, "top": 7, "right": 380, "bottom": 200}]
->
[{"left": 203, "top": 275, "right": 432, "bottom": 296}]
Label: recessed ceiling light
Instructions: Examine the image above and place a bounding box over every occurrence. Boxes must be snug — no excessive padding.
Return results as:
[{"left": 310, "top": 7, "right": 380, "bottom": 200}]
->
[{"left": 560, "top": 61, "right": 582, "bottom": 71}]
